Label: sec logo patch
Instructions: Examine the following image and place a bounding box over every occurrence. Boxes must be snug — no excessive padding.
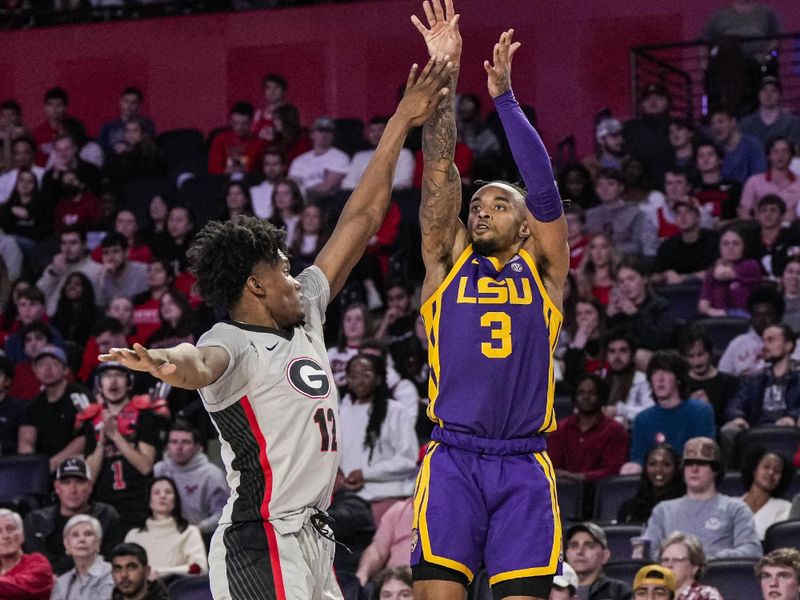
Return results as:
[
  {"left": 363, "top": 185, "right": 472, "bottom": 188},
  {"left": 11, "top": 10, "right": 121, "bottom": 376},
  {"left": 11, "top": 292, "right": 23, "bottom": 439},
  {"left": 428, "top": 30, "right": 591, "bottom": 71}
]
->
[
  {"left": 287, "top": 357, "right": 331, "bottom": 399},
  {"left": 410, "top": 528, "right": 419, "bottom": 553}
]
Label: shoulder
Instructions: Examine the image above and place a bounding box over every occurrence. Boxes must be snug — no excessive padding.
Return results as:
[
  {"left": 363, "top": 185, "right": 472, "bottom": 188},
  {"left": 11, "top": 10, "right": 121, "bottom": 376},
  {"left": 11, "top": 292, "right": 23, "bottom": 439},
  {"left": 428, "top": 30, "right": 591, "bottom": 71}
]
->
[
  {"left": 24, "top": 552, "right": 53, "bottom": 569},
  {"left": 684, "top": 398, "right": 714, "bottom": 415},
  {"left": 90, "top": 501, "right": 120, "bottom": 520}
]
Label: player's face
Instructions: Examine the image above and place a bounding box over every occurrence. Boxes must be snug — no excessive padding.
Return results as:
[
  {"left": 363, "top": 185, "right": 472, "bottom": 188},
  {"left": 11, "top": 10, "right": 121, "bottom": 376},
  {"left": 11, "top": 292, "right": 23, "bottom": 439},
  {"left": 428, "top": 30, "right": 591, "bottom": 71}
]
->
[
  {"left": 150, "top": 479, "right": 176, "bottom": 517},
  {"left": 754, "top": 453, "right": 784, "bottom": 494},
  {"left": 565, "top": 532, "right": 608, "bottom": 577},
  {"left": 606, "top": 340, "right": 632, "bottom": 373},
  {"left": 167, "top": 431, "right": 198, "bottom": 466},
  {"left": 55, "top": 477, "right": 92, "bottom": 512},
  {"left": 64, "top": 522, "right": 100, "bottom": 559},
  {"left": 468, "top": 184, "right": 528, "bottom": 256},
  {"left": 256, "top": 255, "right": 304, "bottom": 328},
  {"left": 646, "top": 448, "right": 676, "bottom": 491},
  {"left": 346, "top": 357, "right": 381, "bottom": 401},
  {"left": 759, "top": 565, "right": 800, "bottom": 600},
  {"left": 112, "top": 556, "right": 149, "bottom": 596},
  {"left": 99, "top": 369, "right": 130, "bottom": 404}
]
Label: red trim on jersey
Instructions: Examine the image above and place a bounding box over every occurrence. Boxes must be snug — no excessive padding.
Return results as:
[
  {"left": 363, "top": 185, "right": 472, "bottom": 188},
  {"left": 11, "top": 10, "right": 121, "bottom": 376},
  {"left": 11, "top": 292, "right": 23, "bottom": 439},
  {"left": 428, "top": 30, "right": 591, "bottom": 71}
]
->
[{"left": 241, "top": 395, "right": 287, "bottom": 600}]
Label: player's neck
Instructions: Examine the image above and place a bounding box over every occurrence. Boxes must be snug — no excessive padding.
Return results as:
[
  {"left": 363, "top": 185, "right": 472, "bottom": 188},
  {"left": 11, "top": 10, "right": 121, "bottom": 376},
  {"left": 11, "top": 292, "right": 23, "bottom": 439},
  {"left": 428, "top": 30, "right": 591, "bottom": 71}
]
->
[{"left": 230, "top": 304, "right": 280, "bottom": 330}]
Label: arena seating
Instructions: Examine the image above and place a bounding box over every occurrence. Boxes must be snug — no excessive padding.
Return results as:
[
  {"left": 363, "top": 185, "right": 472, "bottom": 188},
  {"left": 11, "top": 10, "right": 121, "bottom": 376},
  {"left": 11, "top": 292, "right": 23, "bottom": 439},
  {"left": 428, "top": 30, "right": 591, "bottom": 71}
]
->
[
  {"left": 764, "top": 520, "right": 800, "bottom": 554},
  {"left": 592, "top": 475, "right": 640, "bottom": 522},
  {"left": 168, "top": 574, "right": 213, "bottom": 600},
  {"left": 602, "top": 524, "right": 643, "bottom": 563},
  {"left": 0, "top": 455, "right": 52, "bottom": 514},
  {"left": 702, "top": 559, "right": 761, "bottom": 600}
]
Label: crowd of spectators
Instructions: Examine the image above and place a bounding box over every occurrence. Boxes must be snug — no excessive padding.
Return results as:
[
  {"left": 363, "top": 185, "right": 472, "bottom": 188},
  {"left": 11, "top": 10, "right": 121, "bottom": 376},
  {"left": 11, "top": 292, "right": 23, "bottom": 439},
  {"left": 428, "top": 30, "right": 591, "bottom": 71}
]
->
[{"left": 0, "top": 1, "right": 799, "bottom": 599}]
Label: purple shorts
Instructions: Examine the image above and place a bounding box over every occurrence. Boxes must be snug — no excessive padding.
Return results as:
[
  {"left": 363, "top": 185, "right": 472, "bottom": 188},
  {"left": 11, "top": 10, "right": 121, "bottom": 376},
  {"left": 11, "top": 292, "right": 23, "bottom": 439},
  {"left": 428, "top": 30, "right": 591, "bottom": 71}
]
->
[{"left": 410, "top": 429, "right": 563, "bottom": 587}]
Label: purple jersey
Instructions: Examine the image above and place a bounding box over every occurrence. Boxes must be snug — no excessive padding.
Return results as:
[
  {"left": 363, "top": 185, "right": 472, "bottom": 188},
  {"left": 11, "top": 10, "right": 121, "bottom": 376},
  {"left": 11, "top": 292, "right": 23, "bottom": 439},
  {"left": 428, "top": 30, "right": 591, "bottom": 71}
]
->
[{"left": 420, "top": 244, "right": 562, "bottom": 439}]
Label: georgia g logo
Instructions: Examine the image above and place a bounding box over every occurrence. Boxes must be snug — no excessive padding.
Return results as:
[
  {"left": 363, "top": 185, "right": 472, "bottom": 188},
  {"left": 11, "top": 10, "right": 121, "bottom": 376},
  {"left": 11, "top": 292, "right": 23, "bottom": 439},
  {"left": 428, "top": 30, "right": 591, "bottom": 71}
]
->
[{"left": 287, "top": 357, "right": 331, "bottom": 399}]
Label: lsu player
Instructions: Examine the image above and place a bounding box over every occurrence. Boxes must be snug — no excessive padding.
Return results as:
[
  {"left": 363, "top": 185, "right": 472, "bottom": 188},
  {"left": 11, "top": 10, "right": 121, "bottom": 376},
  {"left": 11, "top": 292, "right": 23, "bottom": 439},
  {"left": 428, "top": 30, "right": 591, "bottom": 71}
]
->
[{"left": 410, "top": 3, "right": 569, "bottom": 599}]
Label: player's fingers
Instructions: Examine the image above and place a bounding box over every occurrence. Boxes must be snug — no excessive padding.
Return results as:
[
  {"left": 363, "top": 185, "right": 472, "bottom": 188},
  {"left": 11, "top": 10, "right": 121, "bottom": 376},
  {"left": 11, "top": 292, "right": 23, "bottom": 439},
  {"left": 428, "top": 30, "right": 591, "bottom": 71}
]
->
[
  {"left": 131, "top": 343, "right": 155, "bottom": 364},
  {"left": 410, "top": 14, "right": 428, "bottom": 36},
  {"left": 493, "top": 42, "right": 501, "bottom": 65},
  {"left": 508, "top": 41, "right": 521, "bottom": 63},
  {"left": 444, "top": 0, "right": 454, "bottom": 21},
  {"left": 157, "top": 363, "right": 177, "bottom": 376},
  {"left": 405, "top": 63, "right": 419, "bottom": 90},
  {"left": 450, "top": 13, "right": 460, "bottom": 30},
  {"left": 422, "top": 0, "right": 435, "bottom": 26},
  {"left": 431, "top": 0, "right": 445, "bottom": 23},
  {"left": 418, "top": 56, "right": 438, "bottom": 83},
  {"left": 483, "top": 59, "right": 494, "bottom": 76},
  {"left": 426, "top": 59, "right": 452, "bottom": 88}
]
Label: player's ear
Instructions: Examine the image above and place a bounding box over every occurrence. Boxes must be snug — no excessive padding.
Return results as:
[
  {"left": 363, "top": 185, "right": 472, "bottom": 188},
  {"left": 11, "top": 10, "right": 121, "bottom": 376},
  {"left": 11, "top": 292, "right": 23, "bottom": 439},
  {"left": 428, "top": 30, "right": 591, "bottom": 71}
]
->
[
  {"left": 518, "top": 218, "right": 531, "bottom": 240},
  {"left": 246, "top": 276, "right": 266, "bottom": 297}
]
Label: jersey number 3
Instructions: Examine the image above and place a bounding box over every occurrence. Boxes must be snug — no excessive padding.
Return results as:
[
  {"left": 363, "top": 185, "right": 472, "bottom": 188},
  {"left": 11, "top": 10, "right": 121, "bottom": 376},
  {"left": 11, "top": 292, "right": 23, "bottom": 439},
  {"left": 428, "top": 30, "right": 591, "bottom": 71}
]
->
[
  {"left": 480, "top": 311, "right": 512, "bottom": 358},
  {"left": 313, "top": 407, "right": 338, "bottom": 452}
]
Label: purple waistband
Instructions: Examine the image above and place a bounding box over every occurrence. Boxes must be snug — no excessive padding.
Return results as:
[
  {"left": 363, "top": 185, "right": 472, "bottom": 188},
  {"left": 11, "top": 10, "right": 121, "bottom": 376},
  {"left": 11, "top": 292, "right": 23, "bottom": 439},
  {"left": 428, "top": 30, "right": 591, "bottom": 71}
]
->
[{"left": 431, "top": 426, "right": 547, "bottom": 456}]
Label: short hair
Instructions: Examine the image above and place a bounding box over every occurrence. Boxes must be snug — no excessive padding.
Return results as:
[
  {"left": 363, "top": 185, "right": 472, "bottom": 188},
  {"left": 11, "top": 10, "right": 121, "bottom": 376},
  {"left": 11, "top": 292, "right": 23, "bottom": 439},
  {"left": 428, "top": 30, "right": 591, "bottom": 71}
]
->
[
  {"left": 1, "top": 100, "right": 20, "bottom": 114},
  {"left": 109, "top": 542, "right": 148, "bottom": 567},
  {"left": 359, "top": 339, "right": 388, "bottom": 358},
  {"left": 564, "top": 203, "right": 586, "bottom": 224},
  {"left": 0, "top": 509, "right": 23, "bottom": 533},
  {"left": 231, "top": 101, "right": 254, "bottom": 119},
  {"left": 757, "top": 193, "right": 787, "bottom": 214},
  {"left": 695, "top": 140, "right": 723, "bottom": 160},
  {"left": 741, "top": 445, "right": 794, "bottom": 498},
  {"left": 678, "top": 324, "right": 714, "bottom": 355},
  {"left": 101, "top": 232, "right": 129, "bottom": 251},
  {"left": 60, "top": 226, "right": 87, "bottom": 243},
  {"left": 368, "top": 116, "right": 390, "bottom": 127},
  {"left": 22, "top": 321, "right": 54, "bottom": 343},
  {"left": 44, "top": 86, "right": 68, "bottom": 104},
  {"left": 474, "top": 178, "right": 529, "bottom": 201},
  {"left": 572, "top": 373, "right": 609, "bottom": 406},
  {"left": 664, "top": 166, "right": 692, "bottom": 182},
  {"left": 669, "top": 117, "right": 693, "bottom": 132},
  {"left": 122, "top": 86, "right": 143, "bottom": 100},
  {"left": 188, "top": 216, "right": 288, "bottom": 310},
  {"left": 17, "top": 286, "right": 45, "bottom": 305},
  {"left": 755, "top": 548, "right": 800, "bottom": 580},
  {"left": 659, "top": 532, "right": 707, "bottom": 578},
  {"left": 765, "top": 322, "right": 797, "bottom": 352},
  {"left": 92, "top": 317, "right": 125, "bottom": 337},
  {"left": 604, "top": 329, "right": 637, "bottom": 354},
  {"left": 646, "top": 350, "right": 690, "bottom": 399},
  {"left": 617, "top": 256, "right": 648, "bottom": 278},
  {"left": 708, "top": 104, "right": 735, "bottom": 120},
  {"left": 168, "top": 420, "right": 201, "bottom": 445},
  {"left": 385, "top": 280, "right": 414, "bottom": 296},
  {"left": 373, "top": 566, "right": 413, "bottom": 593},
  {"left": 596, "top": 168, "right": 625, "bottom": 185},
  {"left": 63, "top": 514, "right": 102, "bottom": 542},
  {"left": 11, "top": 136, "right": 36, "bottom": 152},
  {"left": 747, "top": 285, "right": 785, "bottom": 318},
  {"left": 262, "top": 73, "right": 287, "bottom": 91}
]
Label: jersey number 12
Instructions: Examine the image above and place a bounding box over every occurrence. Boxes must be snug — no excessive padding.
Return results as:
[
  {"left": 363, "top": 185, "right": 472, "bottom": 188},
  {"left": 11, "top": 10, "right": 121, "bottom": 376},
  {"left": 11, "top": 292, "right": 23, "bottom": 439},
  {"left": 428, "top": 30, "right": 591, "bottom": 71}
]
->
[{"left": 313, "top": 407, "right": 338, "bottom": 452}]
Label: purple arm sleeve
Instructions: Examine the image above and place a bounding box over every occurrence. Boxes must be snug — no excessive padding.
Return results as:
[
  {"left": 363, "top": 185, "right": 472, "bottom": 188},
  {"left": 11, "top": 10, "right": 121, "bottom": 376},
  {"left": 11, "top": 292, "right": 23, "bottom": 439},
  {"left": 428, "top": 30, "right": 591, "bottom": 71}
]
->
[{"left": 493, "top": 89, "right": 563, "bottom": 222}]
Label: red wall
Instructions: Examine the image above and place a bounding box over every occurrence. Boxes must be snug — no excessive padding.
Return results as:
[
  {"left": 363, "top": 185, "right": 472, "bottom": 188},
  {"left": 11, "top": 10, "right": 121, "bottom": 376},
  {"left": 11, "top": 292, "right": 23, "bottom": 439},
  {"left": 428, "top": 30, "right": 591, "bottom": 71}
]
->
[{"left": 2, "top": 0, "right": 799, "bottom": 155}]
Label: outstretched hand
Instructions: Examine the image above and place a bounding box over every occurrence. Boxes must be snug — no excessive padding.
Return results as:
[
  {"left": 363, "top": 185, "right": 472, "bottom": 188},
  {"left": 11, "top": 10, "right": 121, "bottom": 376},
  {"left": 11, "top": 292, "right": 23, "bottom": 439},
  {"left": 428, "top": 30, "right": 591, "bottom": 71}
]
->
[
  {"left": 484, "top": 29, "right": 521, "bottom": 98},
  {"left": 99, "top": 343, "right": 177, "bottom": 379},
  {"left": 395, "top": 56, "right": 454, "bottom": 128},
  {"left": 411, "top": 0, "right": 462, "bottom": 62}
]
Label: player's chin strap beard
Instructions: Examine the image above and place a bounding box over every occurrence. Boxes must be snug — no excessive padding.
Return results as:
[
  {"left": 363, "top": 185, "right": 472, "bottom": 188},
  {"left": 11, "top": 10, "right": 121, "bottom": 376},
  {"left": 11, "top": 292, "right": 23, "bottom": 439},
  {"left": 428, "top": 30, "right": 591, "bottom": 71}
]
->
[{"left": 310, "top": 509, "right": 352, "bottom": 554}]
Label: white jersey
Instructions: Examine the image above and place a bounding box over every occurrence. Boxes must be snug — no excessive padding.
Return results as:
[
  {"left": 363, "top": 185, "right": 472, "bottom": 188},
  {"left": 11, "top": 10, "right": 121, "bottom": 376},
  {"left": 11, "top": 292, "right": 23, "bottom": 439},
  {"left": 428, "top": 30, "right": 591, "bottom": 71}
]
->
[{"left": 198, "top": 266, "right": 340, "bottom": 532}]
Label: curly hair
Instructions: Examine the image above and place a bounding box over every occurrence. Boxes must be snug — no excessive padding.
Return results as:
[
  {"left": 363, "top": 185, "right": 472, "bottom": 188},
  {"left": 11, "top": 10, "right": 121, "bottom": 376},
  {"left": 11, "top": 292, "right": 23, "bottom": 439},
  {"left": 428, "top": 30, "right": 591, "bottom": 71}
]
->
[
  {"left": 741, "top": 445, "right": 794, "bottom": 498},
  {"left": 188, "top": 215, "right": 287, "bottom": 310}
]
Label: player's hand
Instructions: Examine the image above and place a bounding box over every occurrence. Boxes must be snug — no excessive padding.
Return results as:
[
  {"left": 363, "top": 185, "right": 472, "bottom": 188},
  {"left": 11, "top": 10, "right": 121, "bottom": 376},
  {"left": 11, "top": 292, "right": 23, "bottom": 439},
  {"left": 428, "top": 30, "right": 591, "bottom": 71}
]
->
[
  {"left": 411, "top": 0, "right": 462, "bottom": 62},
  {"left": 483, "top": 29, "right": 521, "bottom": 98},
  {"left": 395, "top": 57, "right": 454, "bottom": 128},
  {"left": 99, "top": 343, "right": 177, "bottom": 379}
]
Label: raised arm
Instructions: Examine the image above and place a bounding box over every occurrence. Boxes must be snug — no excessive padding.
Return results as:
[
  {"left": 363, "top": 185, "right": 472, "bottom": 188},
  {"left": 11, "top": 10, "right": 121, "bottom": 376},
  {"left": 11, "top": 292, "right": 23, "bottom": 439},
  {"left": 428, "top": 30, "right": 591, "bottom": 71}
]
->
[
  {"left": 412, "top": 0, "right": 468, "bottom": 303},
  {"left": 485, "top": 29, "right": 569, "bottom": 299},
  {"left": 315, "top": 57, "right": 453, "bottom": 297}
]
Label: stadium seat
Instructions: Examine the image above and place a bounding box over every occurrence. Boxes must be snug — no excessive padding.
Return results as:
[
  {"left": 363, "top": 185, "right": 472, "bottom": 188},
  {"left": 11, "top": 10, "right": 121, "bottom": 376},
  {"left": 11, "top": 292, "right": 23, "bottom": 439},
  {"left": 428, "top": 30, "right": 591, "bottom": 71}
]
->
[
  {"left": 554, "top": 395, "right": 573, "bottom": 422},
  {"left": 763, "top": 519, "right": 800, "bottom": 554},
  {"left": 557, "top": 478, "right": 584, "bottom": 521},
  {"left": 0, "top": 455, "right": 51, "bottom": 507},
  {"left": 718, "top": 471, "right": 744, "bottom": 497},
  {"left": 593, "top": 475, "right": 641, "bottom": 523},
  {"left": 175, "top": 175, "right": 230, "bottom": 228},
  {"left": 691, "top": 317, "right": 749, "bottom": 358},
  {"left": 156, "top": 128, "right": 205, "bottom": 166},
  {"left": 603, "top": 560, "right": 646, "bottom": 583},
  {"left": 336, "top": 571, "right": 365, "bottom": 600},
  {"left": 467, "top": 569, "right": 491, "bottom": 600},
  {"left": 168, "top": 574, "right": 213, "bottom": 600},
  {"left": 602, "top": 524, "right": 643, "bottom": 563},
  {"left": 702, "top": 559, "right": 760, "bottom": 600},
  {"left": 733, "top": 426, "right": 800, "bottom": 469},
  {"left": 657, "top": 281, "right": 701, "bottom": 324},
  {"left": 334, "top": 118, "right": 367, "bottom": 157}
]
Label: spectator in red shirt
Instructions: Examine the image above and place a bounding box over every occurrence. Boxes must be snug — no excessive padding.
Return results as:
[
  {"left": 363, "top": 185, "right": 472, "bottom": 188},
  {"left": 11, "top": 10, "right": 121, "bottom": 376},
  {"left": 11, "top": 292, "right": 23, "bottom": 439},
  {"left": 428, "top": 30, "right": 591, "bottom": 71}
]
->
[
  {"left": 9, "top": 322, "right": 53, "bottom": 401},
  {"left": 91, "top": 209, "right": 153, "bottom": 265},
  {"left": 31, "top": 87, "right": 69, "bottom": 167},
  {"left": 207, "top": 101, "right": 266, "bottom": 176},
  {"left": 548, "top": 373, "right": 629, "bottom": 482},
  {"left": 252, "top": 73, "right": 287, "bottom": 143},
  {"left": 52, "top": 170, "right": 102, "bottom": 234},
  {"left": 133, "top": 259, "right": 174, "bottom": 344},
  {"left": 0, "top": 509, "right": 53, "bottom": 600}
]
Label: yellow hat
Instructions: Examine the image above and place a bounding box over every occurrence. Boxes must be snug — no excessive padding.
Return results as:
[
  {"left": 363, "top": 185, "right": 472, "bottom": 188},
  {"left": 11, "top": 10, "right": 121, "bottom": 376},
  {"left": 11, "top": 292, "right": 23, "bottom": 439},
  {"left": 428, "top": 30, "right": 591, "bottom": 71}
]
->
[{"left": 633, "top": 565, "right": 676, "bottom": 594}]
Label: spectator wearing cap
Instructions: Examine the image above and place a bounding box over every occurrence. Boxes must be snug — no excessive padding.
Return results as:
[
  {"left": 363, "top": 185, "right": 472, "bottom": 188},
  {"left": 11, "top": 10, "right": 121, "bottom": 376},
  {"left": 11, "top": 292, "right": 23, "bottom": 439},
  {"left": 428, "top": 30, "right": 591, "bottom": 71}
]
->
[
  {"left": 756, "top": 548, "right": 800, "bottom": 600},
  {"left": 288, "top": 116, "right": 350, "bottom": 200},
  {"left": 0, "top": 508, "right": 53, "bottom": 600},
  {"left": 658, "top": 532, "right": 722, "bottom": 600},
  {"left": 550, "top": 562, "right": 579, "bottom": 600},
  {"left": 639, "top": 437, "right": 762, "bottom": 561},
  {"left": 624, "top": 83, "right": 673, "bottom": 188},
  {"left": 621, "top": 351, "right": 715, "bottom": 475},
  {"left": 643, "top": 167, "right": 713, "bottom": 246},
  {"left": 651, "top": 197, "right": 719, "bottom": 287},
  {"left": 668, "top": 118, "right": 697, "bottom": 173},
  {"left": 97, "top": 232, "right": 148, "bottom": 308},
  {"left": 0, "top": 354, "right": 23, "bottom": 454},
  {"left": 207, "top": 101, "right": 267, "bottom": 176},
  {"left": 631, "top": 564, "right": 676, "bottom": 600},
  {"left": 18, "top": 345, "right": 91, "bottom": 473},
  {"left": 709, "top": 104, "right": 767, "bottom": 185},
  {"left": 741, "top": 138, "right": 800, "bottom": 221},
  {"left": 24, "top": 457, "right": 123, "bottom": 575},
  {"left": 565, "top": 522, "right": 632, "bottom": 600},
  {"left": 582, "top": 117, "right": 628, "bottom": 180},
  {"left": 585, "top": 169, "right": 653, "bottom": 256},
  {"left": 752, "top": 194, "right": 800, "bottom": 277},
  {"left": 741, "top": 77, "right": 800, "bottom": 149},
  {"left": 343, "top": 116, "right": 415, "bottom": 191}
]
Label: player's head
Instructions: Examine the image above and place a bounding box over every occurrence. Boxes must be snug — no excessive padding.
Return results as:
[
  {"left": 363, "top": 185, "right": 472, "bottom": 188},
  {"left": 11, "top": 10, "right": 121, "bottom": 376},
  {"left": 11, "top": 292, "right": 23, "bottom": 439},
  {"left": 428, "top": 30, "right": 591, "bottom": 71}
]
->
[
  {"left": 468, "top": 180, "right": 530, "bottom": 256},
  {"left": 188, "top": 216, "right": 304, "bottom": 328}
]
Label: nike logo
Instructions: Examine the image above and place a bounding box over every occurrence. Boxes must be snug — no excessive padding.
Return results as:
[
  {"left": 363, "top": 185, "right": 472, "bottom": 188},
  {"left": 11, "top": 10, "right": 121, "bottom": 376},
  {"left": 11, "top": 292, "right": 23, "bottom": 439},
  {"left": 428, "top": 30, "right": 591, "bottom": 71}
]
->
[{"left": 266, "top": 343, "right": 278, "bottom": 351}]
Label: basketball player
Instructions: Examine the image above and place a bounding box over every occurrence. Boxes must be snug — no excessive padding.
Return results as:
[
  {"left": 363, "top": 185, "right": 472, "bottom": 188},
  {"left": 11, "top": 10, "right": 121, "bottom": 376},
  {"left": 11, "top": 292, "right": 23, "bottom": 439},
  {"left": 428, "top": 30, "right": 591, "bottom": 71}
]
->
[
  {"left": 410, "top": 3, "right": 569, "bottom": 599},
  {"left": 98, "top": 57, "right": 454, "bottom": 600}
]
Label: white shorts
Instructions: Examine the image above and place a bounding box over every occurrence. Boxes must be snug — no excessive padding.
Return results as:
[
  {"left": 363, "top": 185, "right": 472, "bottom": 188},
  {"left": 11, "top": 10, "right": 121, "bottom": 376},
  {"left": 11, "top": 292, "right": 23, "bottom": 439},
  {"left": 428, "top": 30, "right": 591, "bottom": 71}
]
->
[{"left": 208, "top": 516, "right": 344, "bottom": 600}]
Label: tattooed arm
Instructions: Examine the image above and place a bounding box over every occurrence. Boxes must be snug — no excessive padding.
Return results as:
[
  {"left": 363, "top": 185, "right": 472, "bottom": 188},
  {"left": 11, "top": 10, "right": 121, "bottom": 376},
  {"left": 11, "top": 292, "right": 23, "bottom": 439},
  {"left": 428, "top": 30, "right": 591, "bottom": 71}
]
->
[{"left": 412, "top": 0, "right": 469, "bottom": 303}]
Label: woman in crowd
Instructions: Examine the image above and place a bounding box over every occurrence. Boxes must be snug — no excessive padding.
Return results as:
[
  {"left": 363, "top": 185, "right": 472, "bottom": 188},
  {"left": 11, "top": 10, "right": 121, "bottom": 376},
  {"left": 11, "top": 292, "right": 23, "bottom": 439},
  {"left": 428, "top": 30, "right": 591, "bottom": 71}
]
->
[
  {"left": 658, "top": 532, "right": 722, "bottom": 600},
  {"left": 146, "top": 289, "right": 195, "bottom": 350},
  {"left": 741, "top": 446, "right": 793, "bottom": 540},
  {"left": 145, "top": 194, "right": 170, "bottom": 240},
  {"left": 558, "top": 162, "right": 598, "bottom": 209},
  {"left": 289, "top": 203, "right": 328, "bottom": 276},
  {"left": 577, "top": 233, "right": 619, "bottom": 306},
  {"left": 0, "top": 278, "right": 30, "bottom": 334},
  {"left": 563, "top": 298, "right": 607, "bottom": 383},
  {"left": 268, "top": 178, "right": 304, "bottom": 245},
  {"left": 781, "top": 257, "right": 800, "bottom": 333},
  {"left": 220, "top": 181, "right": 254, "bottom": 222},
  {"left": 133, "top": 259, "right": 175, "bottom": 344},
  {"left": 371, "top": 566, "right": 414, "bottom": 600},
  {"left": 338, "top": 354, "right": 418, "bottom": 524},
  {"left": 124, "top": 477, "right": 208, "bottom": 579},
  {"left": 327, "top": 303, "right": 373, "bottom": 388},
  {"left": 51, "top": 272, "right": 96, "bottom": 347},
  {"left": 740, "top": 137, "right": 800, "bottom": 221},
  {"left": 0, "top": 168, "right": 50, "bottom": 246},
  {"left": 272, "top": 104, "right": 311, "bottom": 165},
  {"left": 51, "top": 515, "right": 114, "bottom": 600},
  {"left": 618, "top": 443, "right": 685, "bottom": 523},
  {"left": 555, "top": 272, "right": 579, "bottom": 361},
  {"left": 90, "top": 209, "right": 153, "bottom": 264},
  {"left": 697, "top": 226, "right": 762, "bottom": 318}
]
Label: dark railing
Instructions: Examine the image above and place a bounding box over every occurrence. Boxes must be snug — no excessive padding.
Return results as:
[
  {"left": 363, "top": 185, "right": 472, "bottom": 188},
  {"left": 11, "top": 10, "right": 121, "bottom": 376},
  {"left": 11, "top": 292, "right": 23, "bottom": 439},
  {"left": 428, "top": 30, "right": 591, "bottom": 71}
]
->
[{"left": 631, "top": 32, "right": 800, "bottom": 120}]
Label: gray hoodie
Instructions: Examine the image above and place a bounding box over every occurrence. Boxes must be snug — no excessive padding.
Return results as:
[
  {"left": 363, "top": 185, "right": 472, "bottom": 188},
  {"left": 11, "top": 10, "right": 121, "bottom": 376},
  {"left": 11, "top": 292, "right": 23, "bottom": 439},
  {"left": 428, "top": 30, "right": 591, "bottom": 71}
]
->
[{"left": 154, "top": 451, "right": 229, "bottom": 533}]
